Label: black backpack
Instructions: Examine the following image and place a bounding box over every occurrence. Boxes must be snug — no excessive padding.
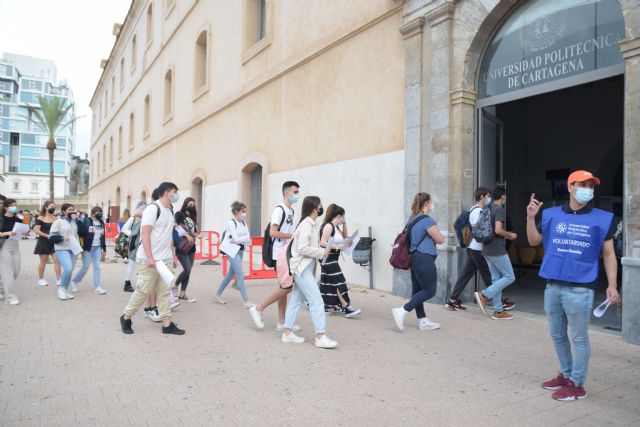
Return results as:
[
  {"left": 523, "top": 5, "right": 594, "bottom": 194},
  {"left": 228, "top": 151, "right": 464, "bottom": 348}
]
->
[{"left": 261, "top": 206, "right": 287, "bottom": 268}]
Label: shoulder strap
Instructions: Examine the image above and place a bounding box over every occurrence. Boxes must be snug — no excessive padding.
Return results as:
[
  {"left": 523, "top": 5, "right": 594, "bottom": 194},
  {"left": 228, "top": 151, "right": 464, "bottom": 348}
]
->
[{"left": 278, "top": 205, "right": 286, "bottom": 228}]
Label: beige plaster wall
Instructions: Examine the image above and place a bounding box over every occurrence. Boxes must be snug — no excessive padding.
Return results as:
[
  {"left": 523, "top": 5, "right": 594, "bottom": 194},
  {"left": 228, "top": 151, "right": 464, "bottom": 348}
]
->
[{"left": 89, "top": 0, "right": 405, "bottom": 213}]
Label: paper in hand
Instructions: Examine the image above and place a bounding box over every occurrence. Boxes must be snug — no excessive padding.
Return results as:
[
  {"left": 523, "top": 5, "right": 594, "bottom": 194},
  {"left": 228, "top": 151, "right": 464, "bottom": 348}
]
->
[
  {"left": 67, "top": 235, "right": 84, "bottom": 255},
  {"left": 342, "top": 230, "right": 361, "bottom": 257},
  {"left": 322, "top": 237, "right": 335, "bottom": 265},
  {"left": 9, "top": 222, "right": 29, "bottom": 240},
  {"left": 156, "top": 261, "right": 175, "bottom": 286}
]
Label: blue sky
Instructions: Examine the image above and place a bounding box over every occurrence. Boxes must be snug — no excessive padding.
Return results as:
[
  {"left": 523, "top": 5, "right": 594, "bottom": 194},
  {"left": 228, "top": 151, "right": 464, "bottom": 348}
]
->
[{"left": 0, "top": 0, "right": 131, "bottom": 158}]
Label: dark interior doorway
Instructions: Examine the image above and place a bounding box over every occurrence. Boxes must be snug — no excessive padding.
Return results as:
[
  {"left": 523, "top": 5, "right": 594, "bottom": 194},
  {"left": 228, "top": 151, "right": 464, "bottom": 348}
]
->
[{"left": 481, "top": 75, "right": 624, "bottom": 331}]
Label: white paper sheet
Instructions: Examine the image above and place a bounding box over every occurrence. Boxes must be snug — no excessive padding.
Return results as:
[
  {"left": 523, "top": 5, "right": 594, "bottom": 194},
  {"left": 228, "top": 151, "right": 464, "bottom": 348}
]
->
[
  {"left": 322, "top": 237, "right": 335, "bottom": 265},
  {"left": 156, "top": 261, "right": 175, "bottom": 286},
  {"left": 9, "top": 222, "right": 30, "bottom": 240},
  {"left": 176, "top": 225, "right": 187, "bottom": 238},
  {"left": 67, "top": 235, "right": 84, "bottom": 255},
  {"left": 219, "top": 235, "right": 240, "bottom": 258},
  {"left": 341, "top": 230, "right": 360, "bottom": 257}
]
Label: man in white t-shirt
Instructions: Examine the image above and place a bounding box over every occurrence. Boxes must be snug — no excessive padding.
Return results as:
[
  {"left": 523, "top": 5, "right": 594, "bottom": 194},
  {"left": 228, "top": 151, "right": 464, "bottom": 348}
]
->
[
  {"left": 120, "top": 182, "right": 185, "bottom": 335},
  {"left": 446, "top": 187, "right": 515, "bottom": 311},
  {"left": 249, "top": 181, "right": 301, "bottom": 331}
]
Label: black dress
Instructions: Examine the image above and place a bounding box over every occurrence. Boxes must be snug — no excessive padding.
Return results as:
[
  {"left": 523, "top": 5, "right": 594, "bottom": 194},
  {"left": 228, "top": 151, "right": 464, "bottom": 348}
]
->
[
  {"left": 34, "top": 219, "right": 55, "bottom": 255},
  {"left": 319, "top": 223, "right": 350, "bottom": 312}
]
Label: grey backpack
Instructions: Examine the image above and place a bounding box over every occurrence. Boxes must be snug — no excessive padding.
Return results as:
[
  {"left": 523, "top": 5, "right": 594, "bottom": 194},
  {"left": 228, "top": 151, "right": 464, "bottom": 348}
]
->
[{"left": 472, "top": 207, "right": 494, "bottom": 243}]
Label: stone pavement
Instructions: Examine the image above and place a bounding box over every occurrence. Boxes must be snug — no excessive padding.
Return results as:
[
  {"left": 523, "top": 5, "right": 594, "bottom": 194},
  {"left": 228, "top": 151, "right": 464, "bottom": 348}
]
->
[{"left": 1, "top": 239, "right": 639, "bottom": 426}]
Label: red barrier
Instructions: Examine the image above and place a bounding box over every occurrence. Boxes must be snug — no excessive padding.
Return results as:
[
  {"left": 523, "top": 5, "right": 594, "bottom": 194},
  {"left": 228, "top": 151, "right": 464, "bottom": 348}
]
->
[
  {"left": 222, "top": 236, "right": 277, "bottom": 280},
  {"left": 104, "top": 223, "right": 119, "bottom": 239},
  {"left": 195, "top": 231, "right": 220, "bottom": 261}
]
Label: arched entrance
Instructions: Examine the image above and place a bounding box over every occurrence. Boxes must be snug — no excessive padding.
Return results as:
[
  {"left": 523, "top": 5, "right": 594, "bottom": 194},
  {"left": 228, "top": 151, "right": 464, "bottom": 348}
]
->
[
  {"left": 191, "top": 177, "right": 203, "bottom": 229},
  {"left": 241, "top": 162, "right": 263, "bottom": 236},
  {"left": 471, "top": 0, "right": 625, "bottom": 329}
]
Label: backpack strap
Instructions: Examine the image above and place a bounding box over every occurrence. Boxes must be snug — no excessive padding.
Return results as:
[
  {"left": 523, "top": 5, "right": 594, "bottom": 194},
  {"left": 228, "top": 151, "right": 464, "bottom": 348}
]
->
[
  {"left": 407, "top": 215, "right": 430, "bottom": 250},
  {"left": 273, "top": 205, "right": 287, "bottom": 242}
]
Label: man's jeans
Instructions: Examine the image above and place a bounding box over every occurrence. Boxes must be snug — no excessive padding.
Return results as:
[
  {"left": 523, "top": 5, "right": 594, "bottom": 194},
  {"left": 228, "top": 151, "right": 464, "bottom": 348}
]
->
[
  {"left": 544, "top": 283, "right": 594, "bottom": 387},
  {"left": 483, "top": 254, "right": 515, "bottom": 312},
  {"left": 72, "top": 246, "right": 102, "bottom": 288}
]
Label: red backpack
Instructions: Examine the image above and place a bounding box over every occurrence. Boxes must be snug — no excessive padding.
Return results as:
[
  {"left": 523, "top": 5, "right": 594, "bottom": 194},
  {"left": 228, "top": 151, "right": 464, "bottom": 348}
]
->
[{"left": 389, "top": 215, "right": 427, "bottom": 270}]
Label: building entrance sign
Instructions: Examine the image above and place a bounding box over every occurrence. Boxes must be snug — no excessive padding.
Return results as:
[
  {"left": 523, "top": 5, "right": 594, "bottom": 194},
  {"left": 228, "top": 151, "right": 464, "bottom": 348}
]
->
[{"left": 478, "top": 0, "right": 625, "bottom": 99}]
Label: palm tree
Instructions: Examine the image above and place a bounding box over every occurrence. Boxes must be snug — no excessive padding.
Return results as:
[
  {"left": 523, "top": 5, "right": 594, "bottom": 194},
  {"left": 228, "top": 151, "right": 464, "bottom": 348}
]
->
[{"left": 22, "top": 96, "right": 79, "bottom": 200}]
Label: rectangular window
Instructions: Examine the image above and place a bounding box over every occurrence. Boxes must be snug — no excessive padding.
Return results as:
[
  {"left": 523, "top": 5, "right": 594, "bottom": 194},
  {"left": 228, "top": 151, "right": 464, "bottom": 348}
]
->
[
  {"left": 31, "top": 182, "right": 38, "bottom": 192},
  {"left": 129, "top": 113, "right": 135, "bottom": 150},
  {"left": 120, "top": 58, "right": 125, "bottom": 91},
  {"left": 131, "top": 35, "right": 137, "bottom": 73},
  {"left": 13, "top": 181, "right": 20, "bottom": 191}
]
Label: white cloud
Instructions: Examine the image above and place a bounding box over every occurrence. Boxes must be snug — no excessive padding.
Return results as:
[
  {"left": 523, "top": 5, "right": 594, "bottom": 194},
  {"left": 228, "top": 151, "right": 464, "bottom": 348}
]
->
[{"left": 0, "top": 0, "right": 131, "bottom": 158}]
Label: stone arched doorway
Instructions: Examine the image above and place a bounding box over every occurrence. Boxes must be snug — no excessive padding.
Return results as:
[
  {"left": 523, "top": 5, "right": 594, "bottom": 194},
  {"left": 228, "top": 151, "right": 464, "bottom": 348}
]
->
[
  {"left": 241, "top": 162, "right": 263, "bottom": 236},
  {"left": 191, "top": 177, "right": 203, "bottom": 229}
]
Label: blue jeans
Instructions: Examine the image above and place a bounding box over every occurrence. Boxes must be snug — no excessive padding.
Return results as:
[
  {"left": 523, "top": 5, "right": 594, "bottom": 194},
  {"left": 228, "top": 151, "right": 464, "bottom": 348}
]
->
[
  {"left": 285, "top": 261, "right": 326, "bottom": 334},
  {"left": 217, "top": 251, "right": 247, "bottom": 299},
  {"left": 56, "top": 250, "right": 78, "bottom": 290},
  {"left": 483, "top": 254, "right": 515, "bottom": 312},
  {"left": 544, "top": 283, "right": 594, "bottom": 387},
  {"left": 72, "top": 246, "right": 102, "bottom": 288}
]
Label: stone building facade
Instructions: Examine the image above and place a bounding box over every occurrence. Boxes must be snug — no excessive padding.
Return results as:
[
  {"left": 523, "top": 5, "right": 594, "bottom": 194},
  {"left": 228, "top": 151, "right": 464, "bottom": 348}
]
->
[{"left": 89, "top": 0, "right": 640, "bottom": 345}]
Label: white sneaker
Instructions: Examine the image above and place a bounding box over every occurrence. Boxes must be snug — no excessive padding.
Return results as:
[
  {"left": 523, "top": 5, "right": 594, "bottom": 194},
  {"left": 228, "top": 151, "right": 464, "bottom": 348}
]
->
[
  {"left": 94, "top": 286, "right": 107, "bottom": 295},
  {"left": 148, "top": 309, "right": 161, "bottom": 322},
  {"left": 315, "top": 334, "right": 338, "bottom": 349},
  {"left": 281, "top": 333, "right": 305, "bottom": 344},
  {"left": 170, "top": 301, "right": 180, "bottom": 310},
  {"left": 56, "top": 279, "right": 62, "bottom": 286},
  {"left": 57, "top": 287, "right": 69, "bottom": 300},
  {"left": 38, "top": 279, "right": 48, "bottom": 287},
  {"left": 418, "top": 317, "right": 441, "bottom": 330},
  {"left": 276, "top": 323, "right": 301, "bottom": 332},
  {"left": 0, "top": 293, "right": 5, "bottom": 301},
  {"left": 249, "top": 306, "right": 265, "bottom": 329},
  {"left": 70, "top": 282, "right": 79, "bottom": 293},
  {"left": 243, "top": 301, "right": 256, "bottom": 309},
  {"left": 392, "top": 307, "right": 407, "bottom": 332},
  {"left": 5, "top": 296, "right": 20, "bottom": 305},
  {"left": 65, "top": 289, "right": 75, "bottom": 299},
  {"left": 214, "top": 295, "right": 226, "bottom": 305}
]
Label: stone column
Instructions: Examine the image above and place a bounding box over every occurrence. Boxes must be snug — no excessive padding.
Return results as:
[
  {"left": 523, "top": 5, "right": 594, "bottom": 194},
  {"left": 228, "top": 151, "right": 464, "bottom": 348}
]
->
[
  {"left": 425, "top": 1, "right": 457, "bottom": 303},
  {"left": 393, "top": 16, "right": 426, "bottom": 297},
  {"left": 619, "top": 35, "right": 640, "bottom": 345}
]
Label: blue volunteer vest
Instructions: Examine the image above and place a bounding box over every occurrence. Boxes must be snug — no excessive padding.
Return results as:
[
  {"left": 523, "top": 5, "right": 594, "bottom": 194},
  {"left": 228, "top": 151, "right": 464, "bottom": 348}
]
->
[{"left": 539, "top": 206, "right": 613, "bottom": 284}]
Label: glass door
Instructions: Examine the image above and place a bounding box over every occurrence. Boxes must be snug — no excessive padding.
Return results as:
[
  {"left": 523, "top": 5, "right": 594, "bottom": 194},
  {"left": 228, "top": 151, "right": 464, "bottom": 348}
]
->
[{"left": 479, "top": 108, "right": 505, "bottom": 190}]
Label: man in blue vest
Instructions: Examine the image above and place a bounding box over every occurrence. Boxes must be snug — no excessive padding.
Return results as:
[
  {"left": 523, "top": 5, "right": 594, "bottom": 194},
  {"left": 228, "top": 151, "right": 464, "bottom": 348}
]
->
[{"left": 526, "top": 170, "right": 620, "bottom": 401}]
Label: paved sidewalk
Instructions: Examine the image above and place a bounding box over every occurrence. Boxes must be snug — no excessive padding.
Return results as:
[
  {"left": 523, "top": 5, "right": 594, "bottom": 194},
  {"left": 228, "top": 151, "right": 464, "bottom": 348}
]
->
[{"left": 1, "top": 240, "right": 639, "bottom": 426}]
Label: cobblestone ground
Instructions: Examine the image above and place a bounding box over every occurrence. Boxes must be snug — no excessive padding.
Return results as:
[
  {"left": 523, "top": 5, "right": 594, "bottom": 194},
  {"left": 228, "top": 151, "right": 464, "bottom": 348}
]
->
[{"left": 1, "top": 240, "right": 639, "bottom": 426}]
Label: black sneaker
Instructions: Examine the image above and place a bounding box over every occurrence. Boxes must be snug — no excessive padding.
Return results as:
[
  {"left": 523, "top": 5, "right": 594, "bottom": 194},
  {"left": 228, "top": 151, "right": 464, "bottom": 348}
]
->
[
  {"left": 343, "top": 306, "right": 362, "bottom": 318},
  {"left": 120, "top": 315, "right": 133, "bottom": 334},
  {"left": 445, "top": 298, "right": 466, "bottom": 311},
  {"left": 162, "top": 322, "right": 185, "bottom": 335},
  {"left": 123, "top": 281, "right": 134, "bottom": 292}
]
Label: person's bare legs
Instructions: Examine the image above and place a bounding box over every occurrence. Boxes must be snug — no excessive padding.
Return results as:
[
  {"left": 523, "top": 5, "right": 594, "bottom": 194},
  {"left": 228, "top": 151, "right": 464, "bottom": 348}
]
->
[
  {"left": 147, "top": 289, "right": 158, "bottom": 308},
  {"left": 336, "top": 289, "right": 348, "bottom": 309},
  {"left": 256, "top": 287, "right": 292, "bottom": 324},
  {"left": 38, "top": 255, "right": 48, "bottom": 280}
]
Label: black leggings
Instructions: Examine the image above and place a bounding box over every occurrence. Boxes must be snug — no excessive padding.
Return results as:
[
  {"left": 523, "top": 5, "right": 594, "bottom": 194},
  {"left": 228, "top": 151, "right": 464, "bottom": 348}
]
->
[
  {"left": 449, "top": 248, "right": 492, "bottom": 300},
  {"left": 175, "top": 251, "right": 195, "bottom": 291},
  {"left": 404, "top": 252, "right": 438, "bottom": 319}
]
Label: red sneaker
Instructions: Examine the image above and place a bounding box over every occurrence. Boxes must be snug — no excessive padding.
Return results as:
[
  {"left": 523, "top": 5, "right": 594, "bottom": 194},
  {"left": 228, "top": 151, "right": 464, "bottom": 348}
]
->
[
  {"left": 542, "top": 373, "right": 570, "bottom": 390},
  {"left": 551, "top": 380, "right": 587, "bottom": 401},
  {"left": 502, "top": 298, "right": 516, "bottom": 311}
]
